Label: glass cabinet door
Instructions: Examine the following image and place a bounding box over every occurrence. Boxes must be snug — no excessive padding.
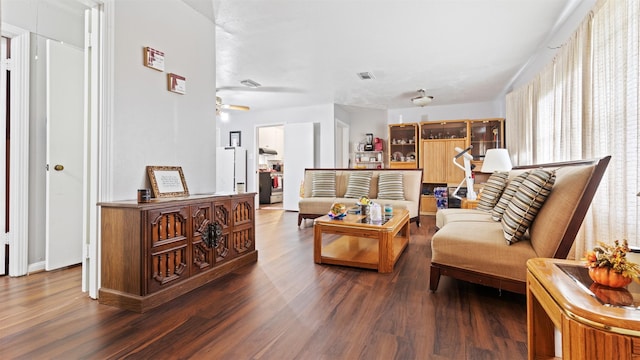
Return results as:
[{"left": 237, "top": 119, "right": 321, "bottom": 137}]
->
[
  {"left": 388, "top": 123, "right": 419, "bottom": 168},
  {"left": 469, "top": 119, "right": 504, "bottom": 160},
  {"left": 420, "top": 121, "right": 468, "bottom": 140}
]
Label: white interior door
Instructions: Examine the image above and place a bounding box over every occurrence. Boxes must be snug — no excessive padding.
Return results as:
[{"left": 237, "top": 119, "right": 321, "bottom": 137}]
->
[
  {"left": 283, "top": 123, "right": 314, "bottom": 211},
  {"left": 216, "top": 147, "right": 235, "bottom": 193},
  {"left": 335, "top": 120, "right": 349, "bottom": 168},
  {"left": 0, "top": 37, "right": 7, "bottom": 276},
  {"left": 45, "top": 39, "right": 84, "bottom": 271}
]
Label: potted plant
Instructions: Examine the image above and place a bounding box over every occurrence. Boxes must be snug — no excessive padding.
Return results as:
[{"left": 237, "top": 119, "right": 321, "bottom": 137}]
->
[{"left": 583, "top": 239, "right": 640, "bottom": 288}]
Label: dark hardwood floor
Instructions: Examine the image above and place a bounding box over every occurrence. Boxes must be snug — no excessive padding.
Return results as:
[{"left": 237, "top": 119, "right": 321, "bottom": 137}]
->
[{"left": 0, "top": 211, "right": 527, "bottom": 359}]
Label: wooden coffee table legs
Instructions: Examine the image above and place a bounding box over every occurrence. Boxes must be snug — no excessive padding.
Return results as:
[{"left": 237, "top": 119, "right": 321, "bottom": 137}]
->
[{"left": 313, "top": 212, "right": 410, "bottom": 273}]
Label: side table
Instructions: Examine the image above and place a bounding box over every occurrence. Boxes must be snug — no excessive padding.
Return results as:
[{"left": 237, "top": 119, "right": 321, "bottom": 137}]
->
[
  {"left": 461, "top": 198, "right": 479, "bottom": 209},
  {"left": 527, "top": 258, "right": 640, "bottom": 359}
]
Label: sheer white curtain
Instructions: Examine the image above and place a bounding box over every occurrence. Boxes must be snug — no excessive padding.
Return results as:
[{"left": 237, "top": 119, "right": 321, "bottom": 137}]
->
[
  {"left": 585, "top": 0, "right": 639, "bottom": 255},
  {"left": 505, "top": 84, "right": 535, "bottom": 165},
  {"left": 505, "top": 0, "right": 639, "bottom": 257}
]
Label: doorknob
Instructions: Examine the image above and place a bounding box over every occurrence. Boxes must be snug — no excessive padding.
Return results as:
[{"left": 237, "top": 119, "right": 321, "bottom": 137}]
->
[{"left": 54, "top": 165, "right": 64, "bottom": 171}]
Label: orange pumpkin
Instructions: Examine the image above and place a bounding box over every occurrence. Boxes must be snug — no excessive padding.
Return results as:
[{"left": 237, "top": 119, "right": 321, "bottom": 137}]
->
[{"left": 588, "top": 267, "right": 632, "bottom": 288}]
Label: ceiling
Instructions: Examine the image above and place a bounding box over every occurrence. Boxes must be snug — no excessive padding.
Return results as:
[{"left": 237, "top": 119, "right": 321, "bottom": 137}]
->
[{"left": 184, "top": 0, "right": 591, "bottom": 112}]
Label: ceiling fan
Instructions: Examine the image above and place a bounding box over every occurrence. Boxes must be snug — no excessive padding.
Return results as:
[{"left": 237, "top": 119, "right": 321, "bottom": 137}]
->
[
  {"left": 216, "top": 96, "right": 250, "bottom": 115},
  {"left": 411, "top": 89, "right": 434, "bottom": 107}
]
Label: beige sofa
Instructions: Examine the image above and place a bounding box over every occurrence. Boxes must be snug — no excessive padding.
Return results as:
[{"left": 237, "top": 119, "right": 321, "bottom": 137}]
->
[
  {"left": 298, "top": 168, "right": 423, "bottom": 227},
  {"left": 430, "top": 156, "right": 611, "bottom": 294}
]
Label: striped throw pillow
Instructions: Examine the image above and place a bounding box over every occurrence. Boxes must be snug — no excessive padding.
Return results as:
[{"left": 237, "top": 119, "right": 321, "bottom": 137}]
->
[
  {"left": 377, "top": 173, "right": 405, "bottom": 200},
  {"left": 491, "top": 172, "right": 530, "bottom": 221},
  {"left": 311, "top": 171, "right": 336, "bottom": 197},
  {"left": 477, "top": 172, "right": 509, "bottom": 212},
  {"left": 502, "top": 169, "right": 556, "bottom": 244},
  {"left": 344, "top": 171, "right": 373, "bottom": 199}
]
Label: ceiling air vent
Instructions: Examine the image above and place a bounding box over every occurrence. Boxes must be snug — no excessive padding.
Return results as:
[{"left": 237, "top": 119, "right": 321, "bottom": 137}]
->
[{"left": 356, "top": 72, "right": 375, "bottom": 80}]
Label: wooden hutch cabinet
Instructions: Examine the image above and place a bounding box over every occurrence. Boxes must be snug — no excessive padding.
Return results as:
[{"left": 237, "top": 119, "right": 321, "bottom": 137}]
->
[
  {"left": 99, "top": 193, "right": 257, "bottom": 312},
  {"left": 419, "top": 118, "right": 504, "bottom": 214},
  {"left": 388, "top": 123, "right": 419, "bottom": 169}
]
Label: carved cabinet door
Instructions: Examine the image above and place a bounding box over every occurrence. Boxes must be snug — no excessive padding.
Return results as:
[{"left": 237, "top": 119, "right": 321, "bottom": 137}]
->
[
  {"left": 190, "top": 202, "right": 214, "bottom": 275},
  {"left": 212, "top": 199, "right": 233, "bottom": 264},
  {"left": 231, "top": 195, "right": 255, "bottom": 258},
  {"left": 145, "top": 205, "right": 190, "bottom": 294}
]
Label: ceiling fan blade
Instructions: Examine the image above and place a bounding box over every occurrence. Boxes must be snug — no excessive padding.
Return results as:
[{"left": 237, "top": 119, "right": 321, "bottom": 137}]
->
[
  {"left": 216, "top": 86, "right": 304, "bottom": 93},
  {"left": 221, "top": 104, "right": 250, "bottom": 111}
]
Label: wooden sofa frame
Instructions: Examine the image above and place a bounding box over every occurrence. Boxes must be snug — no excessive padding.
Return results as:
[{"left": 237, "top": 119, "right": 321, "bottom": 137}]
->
[{"left": 429, "top": 156, "right": 611, "bottom": 294}]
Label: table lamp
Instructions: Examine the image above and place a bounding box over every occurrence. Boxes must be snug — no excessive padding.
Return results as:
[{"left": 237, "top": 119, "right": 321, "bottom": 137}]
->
[{"left": 481, "top": 149, "right": 513, "bottom": 173}]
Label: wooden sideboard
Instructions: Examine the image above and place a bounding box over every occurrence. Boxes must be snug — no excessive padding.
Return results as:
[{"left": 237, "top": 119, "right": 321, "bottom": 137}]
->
[
  {"left": 527, "top": 258, "right": 640, "bottom": 360},
  {"left": 98, "top": 193, "right": 257, "bottom": 312}
]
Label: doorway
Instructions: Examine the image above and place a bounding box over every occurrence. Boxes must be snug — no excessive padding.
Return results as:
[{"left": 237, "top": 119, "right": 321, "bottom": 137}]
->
[
  {"left": 257, "top": 125, "right": 284, "bottom": 210},
  {"left": 2, "top": 1, "right": 103, "bottom": 298}
]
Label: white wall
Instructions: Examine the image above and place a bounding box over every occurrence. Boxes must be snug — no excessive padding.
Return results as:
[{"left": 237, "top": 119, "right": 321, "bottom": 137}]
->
[
  {"left": 2, "top": 0, "right": 86, "bottom": 48},
  {"left": 2, "top": 0, "right": 217, "bottom": 268},
  {"left": 110, "top": 0, "right": 217, "bottom": 200},
  {"left": 387, "top": 99, "right": 504, "bottom": 125},
  {"left": 217, "top": 103, "right": 334, "bottom": 193},
  {"left": 505, "top": 0, "right": 595, "bottom": 92},
  {"left": 341, "top": 105, "right": 387, "bottom": 150},
  {"left": 258, "top": 126, "right": 284, "bottom": 159}
]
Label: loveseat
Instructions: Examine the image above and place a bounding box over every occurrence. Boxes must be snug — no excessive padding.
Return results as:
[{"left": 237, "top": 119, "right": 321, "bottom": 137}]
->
[
  {"left": 298, "top": 168, "right": 423, "bottom": 227},
  {"left": 430, "top": 156, "right": 611, "bottom": 294}
]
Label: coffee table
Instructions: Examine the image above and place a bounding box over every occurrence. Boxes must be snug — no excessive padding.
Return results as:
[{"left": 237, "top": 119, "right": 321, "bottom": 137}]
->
[{"left": 313, "top": 209, "right": 410, "bottom": 273}]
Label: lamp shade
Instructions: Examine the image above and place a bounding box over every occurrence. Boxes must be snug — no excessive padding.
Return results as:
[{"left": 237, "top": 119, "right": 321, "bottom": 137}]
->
[{"left": 481, "top": 149, "right": 512, "bottom": 173}]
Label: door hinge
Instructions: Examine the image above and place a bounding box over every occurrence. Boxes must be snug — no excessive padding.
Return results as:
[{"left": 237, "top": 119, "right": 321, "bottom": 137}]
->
[
  {"left": 84, "top": 244, "right": 91, "bottom": 259},
  {"left": 85, "top": 32, "right": 94, "bottom": 48},
  {"left": 2, "top": 58, "right": 13, "bottom": 71}
]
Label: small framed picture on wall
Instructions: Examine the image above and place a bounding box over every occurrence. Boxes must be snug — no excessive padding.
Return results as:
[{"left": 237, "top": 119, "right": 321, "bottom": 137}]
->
[
  {"left": 168, "top": 73, "right": 186, "bottom": 94},
  {"left": 230, "top": 131, "right": 241, "bottom": 147}
]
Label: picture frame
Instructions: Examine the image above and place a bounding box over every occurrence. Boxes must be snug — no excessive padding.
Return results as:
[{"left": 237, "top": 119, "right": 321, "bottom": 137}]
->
[
  {"left": 143, "top": 46, "right": 165, "bottom": 71},
  {"left": 146, "top": 166, "right": 190, "bottom": 198},
  {"left": 229, "top": 131, "right": 241, "bottom": 147},
  {"left": 168, "top": 73, "right": 186, "bottom": 94}
]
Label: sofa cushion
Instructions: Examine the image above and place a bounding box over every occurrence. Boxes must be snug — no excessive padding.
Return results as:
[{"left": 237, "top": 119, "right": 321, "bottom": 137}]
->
[
  {"left": 431, "top": 221, "right": 538, "bottom": 282},
  {"left": 491, "top": 172, "right": 530, "bottom": 221},
  {"left": 298, "top": 197, "right": 336, "bottom": 215},
  {"left": 502, "top": 169, "right": 556, "bottom": 244},
  {"left": 529, "top": 165, "right": 593, "bottom": 257},
  {"left": 477, "top": 172, "right": 509, "bottom": 212},
  {"left": 436, "top": 208, "right": 493, "bottom": 229},
  {"left": 311, "top": 171, "right": 336, "bottom": 197},
  {"left": 377, "top": 172, "right": 405, "bottom": 200},
  {"left": 344, "top": 171, "right": 373, "bottom": 199}
]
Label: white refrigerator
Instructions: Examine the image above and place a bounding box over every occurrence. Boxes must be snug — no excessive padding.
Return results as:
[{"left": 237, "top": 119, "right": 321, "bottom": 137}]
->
[{"left": 216, "top": 147, "right": 247, "bottom": 193}]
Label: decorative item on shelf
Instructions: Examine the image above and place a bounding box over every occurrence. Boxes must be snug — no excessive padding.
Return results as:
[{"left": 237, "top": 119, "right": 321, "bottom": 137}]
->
[
  {"left": 328, "top": 203, "right": 347, "bottom": 220},
  {"left": 137, "top": 189, "right": 151, "bottom": 203},
  {"left": 374, "top": 137, "right": 383, "bottom": 151},
  {"left": 392, "top": 151, "right": 403, "bottom": 161},
  {"left": 583, "top": 239, "right": 640, "bottom": 288},
  {"left": 364, "top": 133, "right": 374, "bottom": 151},
  {"left": 146, "top": 165, "right": 189, "bottom": 198},
  {"left": 406, "top": 152, "right": 416, "bottom": 161}
]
